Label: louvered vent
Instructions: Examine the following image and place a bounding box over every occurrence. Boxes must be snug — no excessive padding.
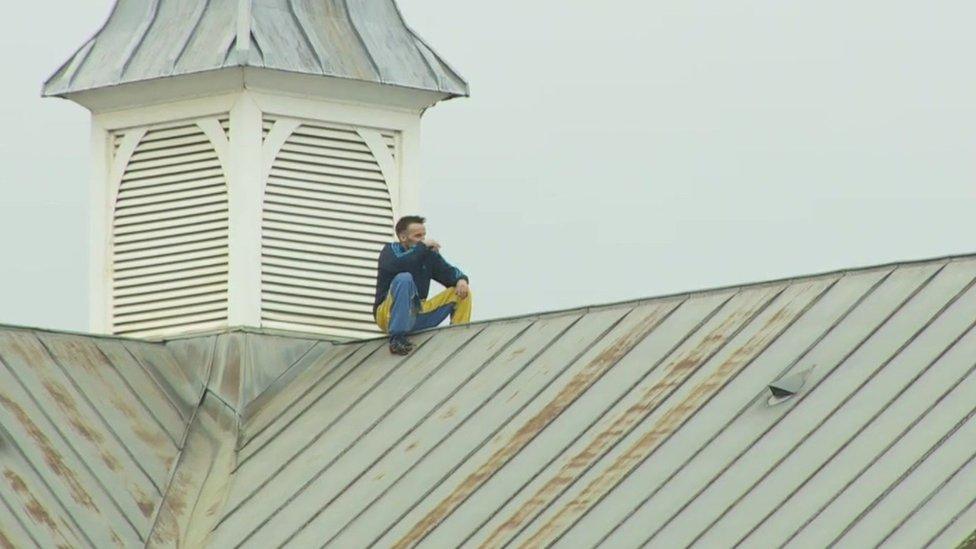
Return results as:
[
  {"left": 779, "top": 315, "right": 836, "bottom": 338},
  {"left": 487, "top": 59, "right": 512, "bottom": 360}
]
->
[
  {"left": 111, "top": 119, "right": 230, "bottom": 337},
  {"left": 261, "top": 121, "right": 397, "bottom": 338}
]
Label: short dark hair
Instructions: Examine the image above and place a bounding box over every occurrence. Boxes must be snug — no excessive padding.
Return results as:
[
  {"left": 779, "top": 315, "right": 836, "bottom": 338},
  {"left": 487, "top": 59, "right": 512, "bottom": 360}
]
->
[{"left": 395, "top": 215, "right": 426, "bottom": 236}]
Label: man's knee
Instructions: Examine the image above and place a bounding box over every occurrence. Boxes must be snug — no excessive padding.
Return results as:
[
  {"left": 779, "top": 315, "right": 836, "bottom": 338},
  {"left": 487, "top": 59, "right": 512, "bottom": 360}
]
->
[{"left": 391, "top": 272, "right": 416, "bottom": 290}]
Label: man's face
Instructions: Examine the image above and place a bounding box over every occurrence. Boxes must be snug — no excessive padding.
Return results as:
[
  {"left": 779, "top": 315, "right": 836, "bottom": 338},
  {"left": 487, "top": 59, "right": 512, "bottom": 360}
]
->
[{"left": 398, "top": 222, "right": 426, "bottom": 249}]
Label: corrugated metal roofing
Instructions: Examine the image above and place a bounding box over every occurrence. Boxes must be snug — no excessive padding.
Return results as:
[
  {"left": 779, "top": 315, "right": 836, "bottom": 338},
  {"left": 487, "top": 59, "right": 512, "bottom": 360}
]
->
[
  {"left": 3, "top": 254, "right": 976, "bottom": 547},
  {"left": 42, "top": 0, "right": 468, "bottom": 97}
]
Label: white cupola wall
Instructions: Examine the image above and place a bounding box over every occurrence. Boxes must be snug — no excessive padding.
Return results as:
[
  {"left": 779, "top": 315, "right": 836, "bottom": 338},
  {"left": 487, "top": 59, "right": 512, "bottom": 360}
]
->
[{"left": 44, "top": 0, "right": 467, "bottom": 340}]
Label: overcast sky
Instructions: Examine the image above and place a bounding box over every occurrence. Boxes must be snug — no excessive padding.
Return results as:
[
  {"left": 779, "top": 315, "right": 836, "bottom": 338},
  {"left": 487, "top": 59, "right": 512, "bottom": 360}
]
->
[{"left": 2, "top": 1, "right": 975, "bottom": 332}]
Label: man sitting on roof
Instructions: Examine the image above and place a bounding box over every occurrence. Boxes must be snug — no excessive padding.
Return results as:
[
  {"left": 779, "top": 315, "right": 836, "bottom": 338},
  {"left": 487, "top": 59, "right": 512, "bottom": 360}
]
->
[{"left": 374, "top": 215, "right": 472, "bottom": 355}]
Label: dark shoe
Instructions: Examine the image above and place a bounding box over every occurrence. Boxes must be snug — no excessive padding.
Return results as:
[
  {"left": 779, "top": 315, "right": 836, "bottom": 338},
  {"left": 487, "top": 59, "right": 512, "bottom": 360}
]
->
[{"left": 389, "top": 335, "right": 414, "bottom": 355}]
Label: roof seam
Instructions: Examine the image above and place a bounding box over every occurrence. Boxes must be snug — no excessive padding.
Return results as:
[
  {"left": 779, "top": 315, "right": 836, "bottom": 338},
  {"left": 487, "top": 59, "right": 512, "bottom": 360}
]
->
[
  {"left": 172, "top": 0, "right": 213, "bottom": 72},
  {"left": 0, "top": 417, "right": 85, "bottom": 546},
  {"left": 366, "top": 307, "right": 636, "bottom": 546},
  {"left": 519, "top": 291, "right": 740, "bottom": 547},
  {"left": 143, "top": 385, "right": 208, "bottom": 547},
  {"left": 0, "top": 490, "right": 43, "bottom": 547},
  {"left": 545, "top": 282, "right": 803, "bottom": 547},
  {"left": 54, "top": 0, "right": 123, "bottom": 93},
  {"left": 866, "top": 332, "right": 976, "bottom": 546},
  {"left": 214, "top": 337, "right": 398, "bottom": 529},
  {"left": 235, "top": 344, "right": 361, "bottom": 453},
  {"left": 34, "top": 335, "right": 168, "bottom": 492},
  {"left": 638, "top": 262, "right": 948, "bottom": 546},
  {"left": 233, "top": 332, "right": 462, "bottom": 536},
  {"left": 616, "top": 267, "right": 868, "bottom": 544},
  {"left": 0, "top": 346, "right": 137, "bottom": 544},
  {"left": 119, "top": 0, "right": 162, "bottom": 80},
  {"left": 342, "top": 0, "right": 384, "bottom": 83},
  {"left": 285, "top": 0, "right": 326, "bottom": 74},
  {"left": 91, "top": 341, "right": 181, "bottom": 448},
  {"left": 387, "top": 1, "right": 441, "bottom": 90},
  {"left": 823, "top": 265, "right": 975, "bottom": 545},
  {"left": 273, "top": 324, "right": 497, "bottom": 546},
  {"left": 753, "top": 301, "right": 976, "bottom": 545},
  {"left": 718, "top": 264, "right": 965, "bottom": 546},
  {"left": 322, "top": 313, "right": 584, "bottom": 544}
]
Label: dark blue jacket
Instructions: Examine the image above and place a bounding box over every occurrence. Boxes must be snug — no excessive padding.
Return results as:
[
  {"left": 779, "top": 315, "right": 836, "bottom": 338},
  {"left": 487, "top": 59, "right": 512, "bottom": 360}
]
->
[{"left": 373, "top": 242, "right": 469, "bottom": 314}]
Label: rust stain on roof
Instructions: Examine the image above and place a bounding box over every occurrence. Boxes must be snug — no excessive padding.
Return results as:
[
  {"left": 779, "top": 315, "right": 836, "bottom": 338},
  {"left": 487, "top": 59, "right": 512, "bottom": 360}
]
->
[
  {"left": 392, "top": 302, "right": 679, "bottom": 548},
  {"left": 0, "top": 394, "right": 97, "bottom": 511},
  {"left": 3, "top": 468, "right": 76, "bottom": 548},
  {"left": 482, "top": 290, "right": 774, "bottom": 546},
  {"left": 41, "top": 380, "right": 124, "bottom": 474},
  {"left": 519, "top": 282, "right": 826, "bottom": 547},
  {"left": 0, "top": 529, "right": 15, "bottom": 549},
  {"left": 3, "top": 469, "right": 58, "bottom": 532}
]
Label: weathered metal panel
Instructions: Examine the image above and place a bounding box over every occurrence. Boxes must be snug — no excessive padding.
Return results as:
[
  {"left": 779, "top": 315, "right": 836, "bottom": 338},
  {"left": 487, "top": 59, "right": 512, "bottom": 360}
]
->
[
  {"left": 123, "top": 339, "right": 207, "bottom": 416},
  {"left": 148, "top": 392, "right": 237, "bottom": 547},
  {"left": 439, "top": 290, "right": 739, "bottom": 548},
  {"left": 172, "top": 0, "right": 237, "bottom": 75},
  {"left": 327, "top": 306, "right": 629, "bottom": 547},
  {"left": 514, "top": 279, "right": 832, "bottom": 548},
  {"left": 240, "top": 333, "right": 320, "bottom": 406},
  {"left": 288, "top": 313, "right": 583, "bottom": 546},
  {"left": 37, "top": 333, "right": 179, "bottom": 485},
  {"left": 57, "top": 0, "right": 156, "bottom": 92},
  {"left": 739, "top": 285, "right": 976, "bottom": 546},
  {"left": 854, "top": 376, "right": 976, "bottom": 548},
  {"left": 0, "top": 422, "right": 89, "bottom": 548},
  {"left": 0, "top": 331, "right": 166, "bottom": 535},
  {"left": 374, "top": 301, "right": 680, "bottom": 548},
  {"left": 836, "top": 411, "right": 976, "bottom": 548},
  {"left": 6, "top": 256, "right": 976, "bottom": 547},
  {"left": 250, "top": 0, "right": 321, "bottom": 73},
  {"left": 787, "top": 365, "right": 976, "bottom": 545},
  {"left": 344, "top": 0, "right": 438, "bottom": 90},
  {"left": 123, "top": 0, "right": 210, "bottom": 81},
  {"left": 641, "top": 261, "right": 971, "bottom": 548},
  {"left": 0, "top": 489, "right": 37, "bottom": 549},
  {"left": 238, "top": 342, "right": 357, "bottom": 439},
  {"left": 95, "top": 339, "right": 187, "bottom": 443},
  {"left": 925, "top": 494, "right": 976, "bottom": 548},
  {"left": 598, "top": 262, "right": 941, "bottom": 547},
  {"left": 213, "top": 325, "right": 482, "bottom": 546},
  {"left": 290, "top": 0, "right": 379, "bottom": 81},
  {"left": 245, "top": 320, "right": 534, "bottom": 547},
  {"left": 0, "top": 338, "right": 140, "bottom": 546},
  {"left": 559, "top": 268, "right": 887, "bottom": 547},
  {"left": 234, "top": 337, "right": 392, "bottom": 468}
]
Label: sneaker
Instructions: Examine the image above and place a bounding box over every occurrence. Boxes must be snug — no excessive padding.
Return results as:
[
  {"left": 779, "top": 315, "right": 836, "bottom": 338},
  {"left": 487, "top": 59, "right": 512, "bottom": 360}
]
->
[{"left": 389, "top": 335, "right": 414, "bottom": 355}]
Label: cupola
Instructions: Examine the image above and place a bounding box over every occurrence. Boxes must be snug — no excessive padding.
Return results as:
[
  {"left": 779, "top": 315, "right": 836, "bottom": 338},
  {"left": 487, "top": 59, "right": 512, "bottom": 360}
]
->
[{"left": 43, "top": 0, "right": 466, "bottom": 340}]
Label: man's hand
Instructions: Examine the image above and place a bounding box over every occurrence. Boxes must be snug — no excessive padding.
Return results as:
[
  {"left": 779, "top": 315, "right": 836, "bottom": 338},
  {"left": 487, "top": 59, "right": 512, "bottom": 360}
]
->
[
  {"left": 423, "top": 238, "right": 441, "bottom": 253},
  {"left": 455, "top": 279, "right": 470, "bottom": 299}
]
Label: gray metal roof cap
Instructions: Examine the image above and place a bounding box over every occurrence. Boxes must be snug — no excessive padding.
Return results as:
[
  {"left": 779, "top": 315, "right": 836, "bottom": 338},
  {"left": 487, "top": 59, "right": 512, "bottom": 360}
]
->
[{"left": 42, "top": 0, "right": 468, "bottom": 98}]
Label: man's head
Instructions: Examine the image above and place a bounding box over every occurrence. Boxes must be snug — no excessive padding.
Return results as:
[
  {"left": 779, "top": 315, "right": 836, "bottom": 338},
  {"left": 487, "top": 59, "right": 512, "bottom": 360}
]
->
[{"left": 395, "top": 215, "right": 426, "bottom": 249}]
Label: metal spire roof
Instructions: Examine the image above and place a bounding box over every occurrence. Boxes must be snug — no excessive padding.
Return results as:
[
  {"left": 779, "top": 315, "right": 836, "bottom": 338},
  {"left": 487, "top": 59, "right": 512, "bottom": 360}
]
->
[{"left": 42, "top": 0, "right": 468, "bottom": 98}]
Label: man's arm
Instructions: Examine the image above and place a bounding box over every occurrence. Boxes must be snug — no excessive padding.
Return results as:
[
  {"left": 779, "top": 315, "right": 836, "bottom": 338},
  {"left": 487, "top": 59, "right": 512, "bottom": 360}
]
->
[
  {"left": 378, "top": 242, "right": 429, "bottom": 273},
  {"left": 431, "top": 251, "right": 468, "bottom": 289}
]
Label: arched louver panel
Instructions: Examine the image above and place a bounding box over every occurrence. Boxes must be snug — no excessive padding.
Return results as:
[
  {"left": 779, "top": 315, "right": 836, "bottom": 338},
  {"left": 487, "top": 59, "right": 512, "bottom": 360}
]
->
[
  {"left": 111, "top": 119, "right": 230, "bottom": 337},
  {"left": 261, "top": 120, "right": 398, "bottom": 338}
]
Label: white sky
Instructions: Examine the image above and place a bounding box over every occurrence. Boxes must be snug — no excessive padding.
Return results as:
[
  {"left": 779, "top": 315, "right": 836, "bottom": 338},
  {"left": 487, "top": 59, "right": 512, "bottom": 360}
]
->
[{"left": 2, "top": 0, "right": 975, "bottom": 332}]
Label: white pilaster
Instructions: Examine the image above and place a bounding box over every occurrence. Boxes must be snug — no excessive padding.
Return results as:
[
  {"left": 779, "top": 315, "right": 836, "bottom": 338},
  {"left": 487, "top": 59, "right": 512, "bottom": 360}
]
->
[
  {"left": 398, "top": 118, "right": 424, "bottom": 214},
  {"left": 88, "top": 120, "right": 111, "bottom": 334},
  {"left": 227, "top": 92, "right": 264, "bottom": 326}
]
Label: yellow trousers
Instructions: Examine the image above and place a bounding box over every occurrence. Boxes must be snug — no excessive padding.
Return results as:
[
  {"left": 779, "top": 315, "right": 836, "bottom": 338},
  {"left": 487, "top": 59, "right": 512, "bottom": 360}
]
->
[{"left": 375, "top": 286, "right": 473, "bottom": 334}]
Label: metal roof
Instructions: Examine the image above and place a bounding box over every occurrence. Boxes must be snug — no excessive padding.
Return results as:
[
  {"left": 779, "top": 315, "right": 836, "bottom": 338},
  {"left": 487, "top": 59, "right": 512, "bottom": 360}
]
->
[
  {"left": 3, "top": 254, "right": 976, "bottom": 547},
  {"left": 42, "top": 0, "right": 468, "bottom": 98}
]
